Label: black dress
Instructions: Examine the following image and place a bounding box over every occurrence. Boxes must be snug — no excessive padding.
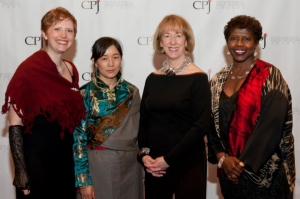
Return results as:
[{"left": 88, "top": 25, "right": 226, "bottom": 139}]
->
[
  {"left": 16, "top": 74, "right": 76, "bottom": 199},
  {"left": 16, "top": 114, "right": 76, "bottom": 199},
  {"left": 138, "top": 73, "right": 211, "bottom": 199}
]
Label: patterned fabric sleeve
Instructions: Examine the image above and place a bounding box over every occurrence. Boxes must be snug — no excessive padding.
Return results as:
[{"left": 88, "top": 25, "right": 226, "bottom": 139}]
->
[
  {"left": 73, "top": 88, "right": 93, "bottom": 187},
  {"left": 239, "top": 66, "right": 295, "bottom": 191}
]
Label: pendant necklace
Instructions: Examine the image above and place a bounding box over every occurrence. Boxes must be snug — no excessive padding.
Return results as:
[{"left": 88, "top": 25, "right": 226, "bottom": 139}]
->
[{"left": 161, "top": 57, "right": 191, "bottom": 76}]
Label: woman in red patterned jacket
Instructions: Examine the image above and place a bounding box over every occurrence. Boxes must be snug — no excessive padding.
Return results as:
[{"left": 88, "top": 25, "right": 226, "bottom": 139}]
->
[{"left": 208, "top": 15, "right": 295, "bottom": 199}]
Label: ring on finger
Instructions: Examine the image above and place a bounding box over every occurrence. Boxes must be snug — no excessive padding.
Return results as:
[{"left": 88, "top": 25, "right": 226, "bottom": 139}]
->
[{"left": 156, "top": 172, "right": 159, "bottom": 174}]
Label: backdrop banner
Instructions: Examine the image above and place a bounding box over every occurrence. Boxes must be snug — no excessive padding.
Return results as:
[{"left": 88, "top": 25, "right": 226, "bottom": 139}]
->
[{"left": 0, "top": 0, "right": 299, "bottom": 198}]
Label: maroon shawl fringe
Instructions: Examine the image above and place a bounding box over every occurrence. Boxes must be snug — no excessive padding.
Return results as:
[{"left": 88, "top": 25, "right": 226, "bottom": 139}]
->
[{"left": 2, "top": 50, "right": 86, "bottom": 138}]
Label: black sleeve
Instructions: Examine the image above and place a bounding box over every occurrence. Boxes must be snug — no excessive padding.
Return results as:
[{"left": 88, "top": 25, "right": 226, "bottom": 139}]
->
[
  {"left": 239, "top": 89, "right": 288, "bottom": 173},
  {"left": 207, "top": 113, "right": 227, "bottom": 164},
  {"left": 164, "top": 76, "right": 211, "bottom": 166},
  {"left": 9, "top": 125, "right": 30, "bottom": 190},
  {"left": 137, "top": 76, "right": 150, "bottom": 164}
]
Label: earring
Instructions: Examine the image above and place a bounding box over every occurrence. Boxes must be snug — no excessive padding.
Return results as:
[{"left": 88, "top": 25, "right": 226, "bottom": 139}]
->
[
  {"left": 94, "top": 65, "right": 98, "bottom": 76},
  {"left": 254, "top": 51, "right": 257, "bottom": 56},
  {"left": 227, "top": 51, "right": 231, "bottom": 55}
]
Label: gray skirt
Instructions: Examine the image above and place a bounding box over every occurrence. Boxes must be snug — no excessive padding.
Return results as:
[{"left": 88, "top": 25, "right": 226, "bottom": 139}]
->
[{"left": 77, "top": 148, "right": 143, "bottom": 199}]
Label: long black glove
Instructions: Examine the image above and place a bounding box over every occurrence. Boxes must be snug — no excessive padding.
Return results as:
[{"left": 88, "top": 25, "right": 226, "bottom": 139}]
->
[{"left": 9, "top": 125, "right": 30, "bottom": 190}]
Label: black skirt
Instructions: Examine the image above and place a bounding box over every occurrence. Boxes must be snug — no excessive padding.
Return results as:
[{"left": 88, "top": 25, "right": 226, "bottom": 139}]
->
[
  {"left": 219, "top": 162, "right": 292, "bottom": 199},
  {"left": 16, "top": 114, "right": 76, "bottom": 199}
]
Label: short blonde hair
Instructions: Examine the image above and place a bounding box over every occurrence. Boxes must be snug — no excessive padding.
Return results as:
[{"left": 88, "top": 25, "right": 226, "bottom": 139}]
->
[{"left": 153, "top": 15, "right": 195, "bottom": 54}]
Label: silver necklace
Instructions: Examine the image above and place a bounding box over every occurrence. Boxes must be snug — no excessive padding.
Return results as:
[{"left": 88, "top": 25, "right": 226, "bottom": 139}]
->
[
  {"left": 230, "top": 58, "right": 256, "bottom": 79},
  {"left": 161, "top": 57, "right": 191, "bottom": 76}
]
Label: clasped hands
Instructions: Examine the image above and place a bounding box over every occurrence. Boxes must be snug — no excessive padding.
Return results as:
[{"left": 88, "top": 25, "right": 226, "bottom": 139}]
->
[
  {"left": 142, "top": 155, "right": 169, "bottom": 177},
  {"left": 221, "top": 156, "right": 245, "bottom": 184}
]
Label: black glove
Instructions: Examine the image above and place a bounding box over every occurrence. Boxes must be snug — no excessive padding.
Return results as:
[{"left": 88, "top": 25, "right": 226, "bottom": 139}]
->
[{"left": 9, "top": 125, "right": 30, "bottom": 190}]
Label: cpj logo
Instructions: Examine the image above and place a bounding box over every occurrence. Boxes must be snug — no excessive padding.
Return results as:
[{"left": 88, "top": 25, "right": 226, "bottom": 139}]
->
[
  {"left": 261, "top": 33, "right": 267, "bottom": 49},
  {"left": 1, "top": 0, "right": 20, "bottom": 8},
  {"left": 25, "top": 35, "right": 43, "bottom": 49},
  {"left": 207, "top": 69, "right": 212, "bottom": 81},
  {"left": 82, "top": 72, "right": 92, "bottom": 81},
  {"left": 193, "top": 0, "right": 211, "bottom": 14},
  {"left": 82, "top": 0, "right": 100, "bottom": 14},
  {"left": 137, "top": 37, "right": 153, "bottom": 45}
]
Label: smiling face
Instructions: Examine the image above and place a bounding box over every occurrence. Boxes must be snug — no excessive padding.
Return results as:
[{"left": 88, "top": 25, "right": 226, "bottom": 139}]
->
[
  {"left": 160, "top": 29, "right": 187, "bottom": 61},
  {"left": 42, "top": 19, "right": 75, "bottom": 55},
  {"left": 227, "top": 28, "right": 258, "bottom": 63},
  {"left": 93, "top": 45, "right": 121, "bottom": 83}
]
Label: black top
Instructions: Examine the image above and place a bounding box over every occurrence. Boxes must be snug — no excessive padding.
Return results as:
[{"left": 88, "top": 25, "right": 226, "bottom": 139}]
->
[
  {"left": 138, "top": 73, "right": 211, "bottom": 166},
  {"left": 219, "top": 91, "right": 237, "bottom": 134},
  {"left": 208, "top": 87, "right": 289, "bottom": 173}
]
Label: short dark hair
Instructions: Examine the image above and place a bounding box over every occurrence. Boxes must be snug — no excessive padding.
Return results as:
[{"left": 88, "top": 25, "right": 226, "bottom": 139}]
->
[
  {"left": 224, "top": 15, "right": 262, "bottom": 44},
  {"left": 91, "top": 37, "right": 123, "bottom": 61}
]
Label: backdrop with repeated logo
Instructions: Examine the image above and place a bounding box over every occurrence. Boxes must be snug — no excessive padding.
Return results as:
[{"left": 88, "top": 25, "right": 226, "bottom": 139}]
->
[{"left": 0, "top": 0, "right": 299, "bottom": 198}]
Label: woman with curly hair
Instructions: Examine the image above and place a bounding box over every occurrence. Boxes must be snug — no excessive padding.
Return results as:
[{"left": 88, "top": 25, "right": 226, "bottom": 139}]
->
[{"left": 208, "top": 15, "right": 295, "bottom": 199}]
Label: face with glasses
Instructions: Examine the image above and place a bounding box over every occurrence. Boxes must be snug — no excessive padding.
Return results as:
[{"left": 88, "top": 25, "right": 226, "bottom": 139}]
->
[{"left": 92, "top": 45, "right": 122, "bottom": 83}]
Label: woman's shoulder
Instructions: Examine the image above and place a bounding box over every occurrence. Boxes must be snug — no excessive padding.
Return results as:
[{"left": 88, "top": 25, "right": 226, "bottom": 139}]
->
[
  {"left": 18, "top": 50, "right": 46, "bottom": 70},
  {"left": 152, "top": 69, "right": 164, "bottom": 75},
  {"left": 120, "top": 78, "right": 138, "bottom": 93},
  {"left": 184, "top": 62, "right": 205, "bottom": 74},
  {"left": 121, "top": 78, "right": 136, "bottom": 87},
  {"left": 180, "top": 63, "right": 208, "bottom": 79},
  {"left": 144, "top": 72, "right": 161, "bottom": 82},
  {"left": 210, "top": 64, "right": 231, "bottom": 84},
  {"left": 79, "top": 81, "right": 94, "bottom": 97}
]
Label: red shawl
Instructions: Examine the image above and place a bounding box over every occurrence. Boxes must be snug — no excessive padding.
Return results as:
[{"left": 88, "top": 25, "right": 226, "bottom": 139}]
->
[
  {"left": 228, "top": 59, "right": 271, "bottom": 157},
  {"left": 2, "top": 50, "right": 86, "bottom": 137}
]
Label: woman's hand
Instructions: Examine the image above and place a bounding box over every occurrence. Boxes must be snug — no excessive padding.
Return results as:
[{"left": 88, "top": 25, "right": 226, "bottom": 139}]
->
[
  {"left": 142, "top": 155, "right": 156, "bottom": 168},
  {"left": 80, "top": 185, "right": 95, "bottom": 199},
  {"left": 145, "top": 168, "right": 166, "bottom": 177},
  {"left": 152, "top": 157, "right": 169, "bottom": 171},
  {"left": 217, "top": 152, "right": 244, "bottom": 184},
  {"left": 143, "top": 155, "right": 167, "bottom": 177},
  {"left": 22, "top": 189, "right": 30, "bottom": 195},
  {"left": 222, "top": 156, "right": 244, "bottom": 184}
]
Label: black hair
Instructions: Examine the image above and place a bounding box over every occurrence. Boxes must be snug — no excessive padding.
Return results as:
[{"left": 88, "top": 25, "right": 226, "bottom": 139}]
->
[
  {"left": 91, "top": 37, "right": 123, "bottom": 61},
  {"left": 224, "top": 15, "right": 262, "bottom": 44}
]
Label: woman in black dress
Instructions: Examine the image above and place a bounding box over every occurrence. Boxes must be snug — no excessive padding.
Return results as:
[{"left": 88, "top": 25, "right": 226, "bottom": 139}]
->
[
  {"left": 2, "top": 7, "right": 85, "bottom": 199},
  {"left": 138, "top": 15, "right": 211, "bottom": 199}
]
